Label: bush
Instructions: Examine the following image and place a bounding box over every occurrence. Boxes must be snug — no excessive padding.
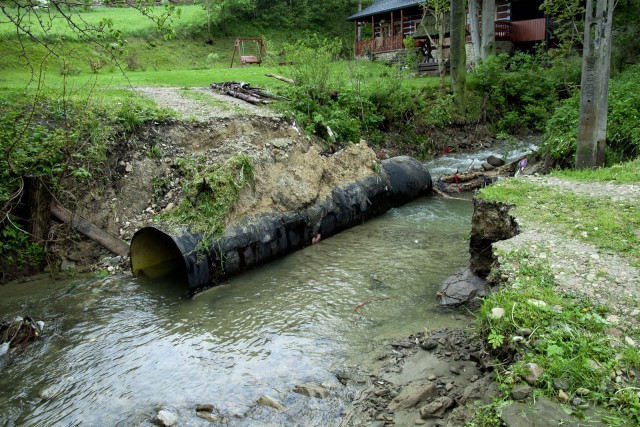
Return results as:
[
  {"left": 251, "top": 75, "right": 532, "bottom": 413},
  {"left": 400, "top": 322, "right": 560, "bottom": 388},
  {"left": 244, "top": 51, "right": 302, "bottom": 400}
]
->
[
  {"left": 541, "top": 64, "right": 640, "bottom": 167},
  {"left": 468, "top": 52, "right": 568, "bottom": 133}
]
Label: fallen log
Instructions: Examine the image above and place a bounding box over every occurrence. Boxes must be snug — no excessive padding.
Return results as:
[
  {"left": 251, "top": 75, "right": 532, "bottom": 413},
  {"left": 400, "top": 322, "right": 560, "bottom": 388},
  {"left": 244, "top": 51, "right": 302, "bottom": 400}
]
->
[
  {"left": 51, "top": 204, "right": 129, "bottom": 257},
  {"left": 435, "top": 156, "right": 525, "bottom": 193},
  {"left": 265, "top": 73, "right": 295, "bottom": 84}
]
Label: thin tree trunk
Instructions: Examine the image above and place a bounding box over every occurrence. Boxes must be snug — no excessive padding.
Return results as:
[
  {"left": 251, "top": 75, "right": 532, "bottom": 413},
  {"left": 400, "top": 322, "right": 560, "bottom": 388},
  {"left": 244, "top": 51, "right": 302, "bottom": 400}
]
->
[
  {"left": 469, "top": 0, "right": 481, "bottom": 65},
  {"left": 23, "top": 175, "right": 51, "bottom": 244},
  {"left": 576, "top": 0, "right": 614, "bottom": 169},
  {"left": 481, "top": 0, "right": 496, "bottom": 59},
  {"left": 438, "top": 12, "right": 446, "bottom": 96},
  {"left": 450, "top": 0, "right": 467, "bottom": 109},
  {"left": 357, "top": 0, "right": 362, "bottom": 41}
]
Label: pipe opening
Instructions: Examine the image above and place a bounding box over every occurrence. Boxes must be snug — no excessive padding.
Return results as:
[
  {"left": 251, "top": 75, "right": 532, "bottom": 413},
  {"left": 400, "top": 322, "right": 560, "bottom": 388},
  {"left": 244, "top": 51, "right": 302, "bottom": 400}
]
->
[{"left": 130, "top": 227, "right": 188, "bottom": 284}]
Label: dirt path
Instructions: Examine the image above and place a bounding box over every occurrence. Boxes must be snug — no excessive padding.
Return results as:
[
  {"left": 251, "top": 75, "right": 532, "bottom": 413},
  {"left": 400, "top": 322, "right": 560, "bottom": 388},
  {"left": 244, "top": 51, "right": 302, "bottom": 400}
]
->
[{"left": 132, "top": 86, "right": 281, "bottom": 120}]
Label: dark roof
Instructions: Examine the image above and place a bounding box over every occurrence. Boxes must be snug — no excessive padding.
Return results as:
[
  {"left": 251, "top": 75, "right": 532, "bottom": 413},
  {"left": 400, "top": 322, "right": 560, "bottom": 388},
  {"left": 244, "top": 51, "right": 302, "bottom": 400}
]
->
[{"left": 347, "top": 0, "right": 421, "bottom": 21}]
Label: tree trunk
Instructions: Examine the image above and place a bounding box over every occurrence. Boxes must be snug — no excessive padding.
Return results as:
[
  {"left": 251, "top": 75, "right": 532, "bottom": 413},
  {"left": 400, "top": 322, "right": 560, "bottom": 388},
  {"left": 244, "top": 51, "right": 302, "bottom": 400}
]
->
[
  {"left": 576, "top": 0, "right": 615, "bottom": 169},
  {"left": 469, "top": 0, "right": 481, "bottom": 65},
  {"left": 22, "top": 175, "right": 52, "bottom": 244},
  {"left": 481, "top": 0, "right": 496, "bottom": 59},
  {"left": 437, "top": 12, "right": 446, "bottom": 96},
  {"left": 357, "top": 0, "right": 362, "bottom": 41},
  {"left": 596, "top": 0, "right": 614, "bottom": 165},
  {"left": 450, "top": 0, "right": 467, "bottom": 109}
]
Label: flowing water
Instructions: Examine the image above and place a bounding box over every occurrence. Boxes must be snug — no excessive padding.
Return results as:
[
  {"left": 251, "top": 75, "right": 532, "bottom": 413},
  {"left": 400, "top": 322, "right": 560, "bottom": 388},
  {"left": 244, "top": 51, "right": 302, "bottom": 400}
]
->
[{"left": 0, "top": 197, "right": 474, "bottom": 426}]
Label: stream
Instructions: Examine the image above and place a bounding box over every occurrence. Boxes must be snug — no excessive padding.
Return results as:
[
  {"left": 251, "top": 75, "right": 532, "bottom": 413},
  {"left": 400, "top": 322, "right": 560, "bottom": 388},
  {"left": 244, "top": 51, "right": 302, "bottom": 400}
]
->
[
  {"left": 0, "top": 197, "right": 472, "bottom": 426},
  {"left": 0, "top": 138, "right": 536, "bottom": 426}
]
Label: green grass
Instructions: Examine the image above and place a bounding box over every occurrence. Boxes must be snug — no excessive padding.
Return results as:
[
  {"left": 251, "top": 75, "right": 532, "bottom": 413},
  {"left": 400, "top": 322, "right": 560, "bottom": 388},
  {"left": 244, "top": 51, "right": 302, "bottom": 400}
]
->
[
  {"left": 478, "top": 174, "right": 640, "bottom": 266},
  {"left": 472, "top": 250, "right": 640, "bottom": 426},
  {"left": 551, "top": 157, "right": 640, "bottom": 183},
  {"left": 0, "top": 5, "right": 207, "bottom": 40}
]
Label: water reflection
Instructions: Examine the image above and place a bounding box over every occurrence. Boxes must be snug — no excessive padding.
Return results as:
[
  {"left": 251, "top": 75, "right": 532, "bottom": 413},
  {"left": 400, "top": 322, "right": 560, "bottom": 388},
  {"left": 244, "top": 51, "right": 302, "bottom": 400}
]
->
[{"left": 0, "top": 197, "right": 472, "bottom": 426}]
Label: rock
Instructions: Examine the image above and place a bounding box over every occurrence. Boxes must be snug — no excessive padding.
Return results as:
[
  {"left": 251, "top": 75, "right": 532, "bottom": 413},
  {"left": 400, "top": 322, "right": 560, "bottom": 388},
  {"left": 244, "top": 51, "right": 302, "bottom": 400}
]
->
[
  {"left": 509, "top": 384, "right": 532, "bottom": 401},
  {"left": 419, "top": 396, "right": 454, "bottom": 419},
  {"left": 571, "top": 397, "right": 583, "bottom": 406},
  {"left": 153, "top": 409, "right": 178, "bottom": 426},
  {"left": 195, "top": 403, "right": 215, "bottom": 412},
  {"left": 256, "top": 395, "right": 284, "bottom": 410},
  {"left": 515, "top": 328, "right": 532, "bottom": 337},
  {"left": 293, "top": 384, "right": 330, "bottom": 399},
  {"left": 0, "top": 342, "right": 9, "bottom": 356},
  {"left": 196, "top": 411, "right": 223, "bottom": 422},
  {"left": 36, "top": 321, "right": 45, "bottom": 332},
  {"left": 414, "top": 419, "right": 426, "bottom": 425},
  {"left": 438, "top": 268, "right": 488, "bottom": 306},
  {"left": 490, "top": 307, "right": 506, "bottom": 319},
  {"left": 60, "top": 258, "right": 76, "bottom": 271},
  {"left": 527, "top": 299, "right": 547, "bottom": 308},
  {"left": 575, "top": 387, "right": 590, "bottom": 396},
  {"left": 552, "top": 378, "right": 569, "bottom": 390},
  {"left": 450, "top": 366, "right": 461, "bottom": 375},
  {"left": 421, "top": 339, "right": 438, "bottom": 351},
  {"left": 388, "top": 379, "right": 436, "bottom": 410},
  {"left": 522, "top": 363, "right": 543, "bottom": 385},
  {"left": 487, "top": 155, "right": 505, "bottom": 167},
  {"left": 501, "top": 396, "right": 577, "bottom": 427},
  {"left": 558, "top": 390, "right": 570, "bottom": 403},
  {"left": 482, "top": 161, "right": 495, "bottom": 171},
  {"left": 625, "top": 336, "right": 637, "bottom": 347}
]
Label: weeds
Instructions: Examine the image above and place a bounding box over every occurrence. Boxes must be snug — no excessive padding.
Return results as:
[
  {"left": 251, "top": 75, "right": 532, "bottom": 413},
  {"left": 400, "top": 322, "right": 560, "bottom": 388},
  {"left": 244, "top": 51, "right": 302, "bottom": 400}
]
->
[
  {"left": 470, "top": 250, "right": 640, "bottom": 425},
  {"left": 161, "top": 153, "right": 255, "bottom": 245}
]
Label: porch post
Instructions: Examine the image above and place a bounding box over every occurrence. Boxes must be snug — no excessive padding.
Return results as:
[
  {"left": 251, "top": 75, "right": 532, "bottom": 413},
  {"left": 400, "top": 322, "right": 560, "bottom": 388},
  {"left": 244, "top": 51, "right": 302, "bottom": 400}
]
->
[
  {"left": 400, "top": 9, "right": 404, "bottom": 37},
  {"left": 371, "top": 16, "right": 375, "bottom": 40},
  {"left": 391, "top": 11, "right": 394, "bottom": 36}
]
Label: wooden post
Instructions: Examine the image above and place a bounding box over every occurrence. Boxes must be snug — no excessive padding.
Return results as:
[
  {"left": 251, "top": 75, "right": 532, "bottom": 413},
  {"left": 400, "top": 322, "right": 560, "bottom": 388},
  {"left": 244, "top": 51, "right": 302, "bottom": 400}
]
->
[
  {"left": 391, "top": 11, "right": 394, "bottom": 37},
  {"left": 371, "top": 16, "right": 375, "bottom": 40},
  {"left": 401, "top": 9, "right": 404, "bottom": 37}
]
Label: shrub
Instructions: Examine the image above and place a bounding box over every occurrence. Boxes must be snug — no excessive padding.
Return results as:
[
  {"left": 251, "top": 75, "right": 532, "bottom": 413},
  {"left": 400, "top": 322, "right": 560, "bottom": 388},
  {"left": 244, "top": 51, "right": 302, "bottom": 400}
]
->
[
  {"left": 468, "top": 52, "right": 566, "bottom": 133},
  {"left": 541, "top": 64, "right": 640, "bottom": 166}
]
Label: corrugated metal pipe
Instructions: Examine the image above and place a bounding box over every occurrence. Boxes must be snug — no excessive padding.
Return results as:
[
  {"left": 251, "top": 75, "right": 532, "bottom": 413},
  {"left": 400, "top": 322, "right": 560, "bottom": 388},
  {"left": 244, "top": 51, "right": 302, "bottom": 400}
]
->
[{"left": 130, "top": 156, "right": 432, "bottom": 294}]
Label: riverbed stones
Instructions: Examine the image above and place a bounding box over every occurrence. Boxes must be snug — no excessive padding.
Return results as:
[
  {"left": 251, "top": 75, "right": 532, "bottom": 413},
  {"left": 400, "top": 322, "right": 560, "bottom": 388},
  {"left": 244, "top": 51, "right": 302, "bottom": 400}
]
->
[
  {"left": 153, "top": 409, "right": 178, "bottom": 426},
  {"left": 293, "top": 383, "right": 330, "bottom": 399},
  {"left": 256, "top": 394, "right": 285, "bottom": 410},
  {"left": 195, "top": 403, "right": 215, "bottom": 412},
  {"left": 522, "top": 363, "right": 543, "bottom": 385},
  {"left": 487, "top": 155, "right": 506, "bottom": 167},
  {"left": 501, "top": 396, "right": 576, "bottom": 427},
  {"left": 419, "top": 396, "right": 454, "bottom": 419},
  {"left": 490, "top": 307, "right": 506, "bottom": 319},
  {"left": 388, "top": 379, "right": 436, "bottom": 410},
  {"left": 438, "top": 267, "right": 488, "bottom": 306},
  {"left": 509, "top": 384, "right": 532, "bottom": 400}
]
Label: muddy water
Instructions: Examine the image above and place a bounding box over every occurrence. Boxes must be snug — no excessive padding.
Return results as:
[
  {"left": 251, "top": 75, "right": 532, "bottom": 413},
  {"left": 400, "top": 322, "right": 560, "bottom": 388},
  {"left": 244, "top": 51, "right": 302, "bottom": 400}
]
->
[{"left": 0, "top": 197, "right": 473, "bottom": 426}]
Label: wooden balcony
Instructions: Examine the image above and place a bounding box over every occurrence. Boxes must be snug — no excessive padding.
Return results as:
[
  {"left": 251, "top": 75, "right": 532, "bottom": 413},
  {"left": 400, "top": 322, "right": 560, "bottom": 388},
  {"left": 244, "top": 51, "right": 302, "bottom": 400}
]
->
[
  {"left": 510, "top": 18, "right": 546, "bottom": 42},
  {"left": 355, "top": 33, "right": 404, "bottom": 56}
]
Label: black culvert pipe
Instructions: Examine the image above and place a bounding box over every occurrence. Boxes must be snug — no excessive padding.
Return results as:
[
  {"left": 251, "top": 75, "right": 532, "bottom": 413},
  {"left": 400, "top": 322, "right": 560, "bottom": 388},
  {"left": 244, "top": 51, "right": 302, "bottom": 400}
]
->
[{"left": 130, "top": 156, "right": 432, "bottom": 294}]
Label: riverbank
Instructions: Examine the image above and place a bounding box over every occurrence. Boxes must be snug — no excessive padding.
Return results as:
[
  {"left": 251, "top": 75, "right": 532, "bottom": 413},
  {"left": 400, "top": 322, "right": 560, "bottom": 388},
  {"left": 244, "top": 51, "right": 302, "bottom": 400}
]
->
[{"left": 342, "top": 159, "right": 640, "bottom": 426}]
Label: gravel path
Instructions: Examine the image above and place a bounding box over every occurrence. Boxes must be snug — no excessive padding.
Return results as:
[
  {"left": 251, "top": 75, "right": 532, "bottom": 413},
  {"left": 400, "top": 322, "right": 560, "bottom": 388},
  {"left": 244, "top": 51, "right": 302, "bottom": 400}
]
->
[
  {"left": 494, "top": 176, "right": 640, "bottom": 332},
  {"left": 132, "top": 86, "right": 280, "bottom": 120}
]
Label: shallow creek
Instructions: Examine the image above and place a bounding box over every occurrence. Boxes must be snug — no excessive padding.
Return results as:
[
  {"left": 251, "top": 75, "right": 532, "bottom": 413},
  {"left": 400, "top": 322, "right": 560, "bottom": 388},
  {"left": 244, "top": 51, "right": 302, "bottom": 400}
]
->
[{"left": 0, "top": 196, "right": 474, "bottom": 426}]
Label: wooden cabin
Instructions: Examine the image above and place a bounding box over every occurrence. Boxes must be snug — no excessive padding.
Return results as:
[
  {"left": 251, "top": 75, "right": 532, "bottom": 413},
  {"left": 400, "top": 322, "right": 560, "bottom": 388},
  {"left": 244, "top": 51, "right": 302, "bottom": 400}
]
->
[{"left": 348, "top": 0, "right": 547, "bottom": 60}]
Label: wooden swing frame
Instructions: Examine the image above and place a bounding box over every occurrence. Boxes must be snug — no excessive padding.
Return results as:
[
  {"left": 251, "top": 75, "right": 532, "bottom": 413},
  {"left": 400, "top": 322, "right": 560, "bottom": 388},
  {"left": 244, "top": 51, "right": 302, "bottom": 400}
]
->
[{"left": 230, "top": 38, "right": 265, "bottom": 68}]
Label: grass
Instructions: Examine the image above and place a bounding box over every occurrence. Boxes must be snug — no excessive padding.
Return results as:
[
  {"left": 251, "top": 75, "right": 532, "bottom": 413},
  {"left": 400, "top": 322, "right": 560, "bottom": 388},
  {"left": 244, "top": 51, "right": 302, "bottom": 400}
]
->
[
  {"left": 473, "top": 250, "right": 640, "bottom": 426},
  {"left": 160, "top": 153, "right": 255, "bottom": 243},
  {"left": 478, "top": 169, "right": 640, "bottom": 266},
  {"left": 471, "top": 159, "right": 640, "bottom": 425},
  {"left": 551, "top": 157, "right": 640, "bottom": 183},
  {"left": 0, "top": 5, "right": 208, "bottom": 40}
]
